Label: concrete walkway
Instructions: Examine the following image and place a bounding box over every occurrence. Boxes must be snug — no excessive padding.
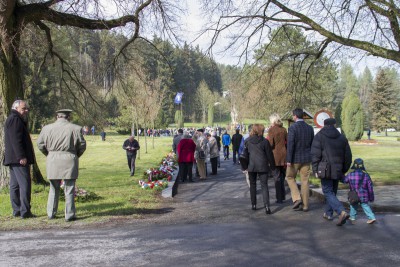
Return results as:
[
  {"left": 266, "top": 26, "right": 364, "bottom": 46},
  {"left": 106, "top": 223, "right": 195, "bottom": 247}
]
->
[
  {"left": 311, "top": 185, "right": 400, "bottom": 213},
  {"left": 166, "top": 155, "right": 400, "bottom": 213}
]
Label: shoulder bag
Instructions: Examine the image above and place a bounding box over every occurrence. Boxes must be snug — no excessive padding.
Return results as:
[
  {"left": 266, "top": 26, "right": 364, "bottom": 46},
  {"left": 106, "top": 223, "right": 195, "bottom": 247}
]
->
[
  {"left": 239, "top": 145, "right": 249, "bottom": 170},
  {"left": 316, "top": 135, "right": 331, "bottom": 179}
]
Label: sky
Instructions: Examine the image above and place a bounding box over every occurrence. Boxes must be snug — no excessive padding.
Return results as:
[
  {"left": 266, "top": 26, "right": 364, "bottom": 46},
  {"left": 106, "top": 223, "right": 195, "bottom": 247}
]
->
[
  {"left": 182, "top": 1, "right": 399, "bottom": 76},
  {"left": 99, "top": 0, "right": 398, "bottom": 76}
]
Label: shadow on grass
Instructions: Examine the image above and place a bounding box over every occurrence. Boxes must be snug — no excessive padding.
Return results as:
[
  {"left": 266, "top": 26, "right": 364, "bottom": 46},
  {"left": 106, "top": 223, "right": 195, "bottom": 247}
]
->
[{"left": 82, "top": 202, "right": 175, "bottom": 217}]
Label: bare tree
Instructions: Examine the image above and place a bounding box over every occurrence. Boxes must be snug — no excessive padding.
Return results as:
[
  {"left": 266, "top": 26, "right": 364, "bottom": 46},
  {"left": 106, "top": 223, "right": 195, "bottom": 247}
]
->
[
  {"left": 0, "top": 0, "right": 182, "bottom": 187},
  {"left": 201, "top": 1, "right": 400, "bottom": 65}
]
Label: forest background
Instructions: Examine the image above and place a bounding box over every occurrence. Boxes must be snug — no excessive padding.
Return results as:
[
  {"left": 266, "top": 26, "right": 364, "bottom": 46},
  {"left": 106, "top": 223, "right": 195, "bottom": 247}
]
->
[{"left": 20, "top": 25, "right": 400, "bottom": 137}]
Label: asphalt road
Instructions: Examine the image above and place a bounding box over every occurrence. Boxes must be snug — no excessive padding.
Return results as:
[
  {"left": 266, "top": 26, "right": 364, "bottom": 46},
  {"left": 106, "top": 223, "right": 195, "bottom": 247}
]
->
[{"left": 1, "top": 160, "right": 400, "bottom": 267}]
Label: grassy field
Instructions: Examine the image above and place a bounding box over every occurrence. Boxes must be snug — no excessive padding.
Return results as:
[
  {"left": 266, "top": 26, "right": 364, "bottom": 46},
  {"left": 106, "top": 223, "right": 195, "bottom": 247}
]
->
[
  {"left": 0, "top": 130, "right": 399, "bottom": 230},
  {"left": 0, "top": 133, "right": 174, "bottom": 230}
]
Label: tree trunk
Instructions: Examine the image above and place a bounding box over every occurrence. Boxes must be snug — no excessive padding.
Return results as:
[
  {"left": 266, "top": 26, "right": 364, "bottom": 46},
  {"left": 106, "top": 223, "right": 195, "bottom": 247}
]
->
[{"left": 0, "top": 21, "right": 46, "bottom": 188}]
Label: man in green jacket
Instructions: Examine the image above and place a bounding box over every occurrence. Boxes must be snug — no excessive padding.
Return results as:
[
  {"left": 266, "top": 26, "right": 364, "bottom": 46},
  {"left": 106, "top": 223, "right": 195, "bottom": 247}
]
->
[{"left": 37, "top": 109, "right": 86, "bottom": 222}]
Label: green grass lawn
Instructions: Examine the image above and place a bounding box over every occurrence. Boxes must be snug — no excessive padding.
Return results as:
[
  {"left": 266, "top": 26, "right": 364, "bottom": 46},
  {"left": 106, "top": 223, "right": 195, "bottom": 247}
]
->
[
  {"left": 0, "top": 134, "right": 174, "bottom": 230},
  {"left": 1, "top": 130, "right": 399, "bottom": 230}
]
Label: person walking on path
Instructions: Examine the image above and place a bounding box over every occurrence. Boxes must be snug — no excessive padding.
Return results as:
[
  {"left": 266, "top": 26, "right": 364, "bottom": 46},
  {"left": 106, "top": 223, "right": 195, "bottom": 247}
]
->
[
  {"left": 122, "top": 136, "right": 140, "bottom": 176},
  {"left": 311, "top": 118, "right": 352, "bottom": 226},
  {"left": 222, "top": 130, "right": 231, "bottom": 160},
  {"left": 177, "top": 134, "right": 196, "bottom": 182},
  {"left": 37, "top": 109, "right": 86, "bottom": 222},
  {"left": 342, "top": 158, "right": 376, "bottom": 224},
  {"left": 172, "top": 128, "right": 184, "bottom": 155},
  {"left": 286, "top": 108, "right": 314, "bottom": 212},
  {"left": 214, "top": 132, "right": 221, "bottom": 168},
  {"left": 4, "top": 100, "right": 36, "bottom": 219},
  {"left": 242, "top": 124, "right": 276, "bottom": 214},
  {"left": 194, "top": 129, "right": 208, "bottom": 180},
  {"left": 231, "top": 129, "right": 243, "bottom": 165},
  {"left": 207, "top": 132, "right": 219, "bottom": 175},
  {"left": 239, "top": 125, "right": 253, "bottom": 188},
  {"left": 267, "top": 113, "right": 288, "bottom": 204}
]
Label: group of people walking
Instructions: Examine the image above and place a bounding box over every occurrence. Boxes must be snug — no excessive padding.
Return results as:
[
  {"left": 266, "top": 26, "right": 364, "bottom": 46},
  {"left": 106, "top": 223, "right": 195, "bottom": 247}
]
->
[
  {"left": 240, "top": 108, "right": 376, "bottom": 225},
  {"left": 173, "top": 108, "right": 376, "bottom": 226}
]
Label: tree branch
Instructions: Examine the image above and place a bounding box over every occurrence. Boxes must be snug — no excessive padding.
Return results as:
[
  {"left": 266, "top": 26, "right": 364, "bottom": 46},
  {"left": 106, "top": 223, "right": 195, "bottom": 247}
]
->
[{"left": 269, "top": 0, "right": 400, "bottom": 62}]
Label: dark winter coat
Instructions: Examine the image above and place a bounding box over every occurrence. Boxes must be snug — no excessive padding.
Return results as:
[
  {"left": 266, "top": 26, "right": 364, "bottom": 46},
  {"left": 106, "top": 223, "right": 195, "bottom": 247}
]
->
[
  {"left": 286, "top": 120, "right": 314, "bottom": 164},
  {"left": 245, "top": 135, "right": 276, "bottom": 173},
  {"left": 3, "top": 110, "right": 35, "bottom": 166},
  {"left": 231, "top": 133, "right": 243, "bottom": 150},
  {"left": 311, "top": 126, "right": 352, "bottom": 180}
]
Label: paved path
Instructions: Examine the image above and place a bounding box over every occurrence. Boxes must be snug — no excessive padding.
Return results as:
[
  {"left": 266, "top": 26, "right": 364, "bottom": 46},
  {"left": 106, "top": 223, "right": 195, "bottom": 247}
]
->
[
  {"left": 312, "top": 185, "right": 400, "bottom": 212},
  {"left": 1, "top": 155, "right": 399, "bottom": 266}
]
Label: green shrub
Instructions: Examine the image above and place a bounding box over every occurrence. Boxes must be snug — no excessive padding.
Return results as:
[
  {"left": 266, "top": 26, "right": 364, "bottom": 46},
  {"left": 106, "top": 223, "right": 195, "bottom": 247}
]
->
[{"left": 341, "top": 92, "right": 364, "bottom": 141}]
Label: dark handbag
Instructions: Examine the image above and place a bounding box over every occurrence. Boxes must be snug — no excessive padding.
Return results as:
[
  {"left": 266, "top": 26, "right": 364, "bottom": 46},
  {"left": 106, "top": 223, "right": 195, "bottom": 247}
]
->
[
  {"left": 317, "top": 161, "right": 331, "bottom": 179},
  {"left": 198, "top": 150, "right": 206, "bottom": 160},
  {"left": 347, "top": 173, "right": 365, "bottom": 205},
  {"left": 347, "top": 190, "right": 360, "bottom": 205},
  {"left": 239, "top": 146, "right": 249, "bottom": 170}
]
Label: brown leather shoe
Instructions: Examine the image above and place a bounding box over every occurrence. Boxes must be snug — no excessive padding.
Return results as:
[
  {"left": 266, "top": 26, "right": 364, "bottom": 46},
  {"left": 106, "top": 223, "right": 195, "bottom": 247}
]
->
[
  {"left": 292, "top": 200, "right": 302, "bottom": 209},
  {"left": 337, "top": 211, "right": 350, "bottom": 226}
]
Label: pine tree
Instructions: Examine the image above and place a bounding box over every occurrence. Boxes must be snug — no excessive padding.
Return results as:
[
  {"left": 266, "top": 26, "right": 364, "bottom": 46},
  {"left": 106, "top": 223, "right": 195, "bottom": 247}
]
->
[
  {"left": 370, "top": 69, "right": 398, "bottom": 135},
  {"left": 341, "top": 92, "right": 364, "bottom": 141}
]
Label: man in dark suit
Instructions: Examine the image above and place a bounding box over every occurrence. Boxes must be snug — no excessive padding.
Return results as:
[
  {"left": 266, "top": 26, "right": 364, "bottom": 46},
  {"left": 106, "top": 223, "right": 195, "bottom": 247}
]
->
[
  {"left": 3, "top": 100, "right": 36, "bottom": 219},
  {"left": 286, "top": 108, "right": 314, "bottom": 212},
  {"left": 231, "top": 129, "right": 243, "bottom": 165},
  {"left": 122, "top": 136, "right": 140, "bottom": 176}
]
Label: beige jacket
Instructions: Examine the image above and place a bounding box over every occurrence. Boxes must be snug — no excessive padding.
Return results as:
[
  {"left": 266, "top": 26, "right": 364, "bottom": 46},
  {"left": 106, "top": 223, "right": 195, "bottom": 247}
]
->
[{"left": 37, "top": 118, "right": 86, "bottom": 180}]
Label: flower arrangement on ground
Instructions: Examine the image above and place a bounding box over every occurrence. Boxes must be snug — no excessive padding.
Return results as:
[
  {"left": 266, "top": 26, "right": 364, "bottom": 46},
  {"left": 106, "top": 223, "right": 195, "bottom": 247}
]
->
[
  {"left": 60, "top": 181, "right": 100, "bottom": 202},
  {"left": 139, "top": 152, "right": 178, "bottom": 190}
]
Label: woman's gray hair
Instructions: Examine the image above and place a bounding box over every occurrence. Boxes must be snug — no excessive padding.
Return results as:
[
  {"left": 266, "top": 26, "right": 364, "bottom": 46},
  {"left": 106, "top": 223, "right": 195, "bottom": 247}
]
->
[
  {"left": 269, "top": 113, "right": 282, "bottom": 126},
  {"left": 11, "top": 100, "right": 25, "bottom": 110}
]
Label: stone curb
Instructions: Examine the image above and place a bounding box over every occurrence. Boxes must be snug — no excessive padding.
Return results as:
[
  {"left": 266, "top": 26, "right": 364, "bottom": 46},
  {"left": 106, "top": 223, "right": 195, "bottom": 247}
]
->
[{"left": 161, "top": 168, "right": 179, "bottom": 198}]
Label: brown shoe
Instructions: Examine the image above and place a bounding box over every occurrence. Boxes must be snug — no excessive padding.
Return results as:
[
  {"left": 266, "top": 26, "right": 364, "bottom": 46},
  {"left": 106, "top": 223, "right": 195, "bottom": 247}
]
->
[
  {"left": 337, "top": 211, "right": 350, "bottom": 226},
  {"left": 367, "top": 219, "right": 376, "bottom": 224},
  {"left": 292, "top": 200, "right": 302, "bottom": 209}
]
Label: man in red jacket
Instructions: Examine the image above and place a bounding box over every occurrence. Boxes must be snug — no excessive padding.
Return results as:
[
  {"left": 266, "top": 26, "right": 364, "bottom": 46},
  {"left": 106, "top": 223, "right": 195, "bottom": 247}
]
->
[{"left": 177, "top": 134, "right": 197, "bottom": 182}]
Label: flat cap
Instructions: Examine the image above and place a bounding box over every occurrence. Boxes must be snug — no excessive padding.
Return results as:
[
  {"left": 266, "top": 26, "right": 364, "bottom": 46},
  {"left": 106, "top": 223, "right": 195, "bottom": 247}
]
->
[
  {"left": 324, "top": 118, "right": 336, "bottom": 126},
  {"left": 56, "top": 109, "right": 73, "bottom": 114}
]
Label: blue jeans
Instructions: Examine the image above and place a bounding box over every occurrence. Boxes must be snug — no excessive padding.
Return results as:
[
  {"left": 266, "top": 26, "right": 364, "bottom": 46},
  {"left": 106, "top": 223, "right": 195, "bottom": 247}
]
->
[
  {"left": 321, "top": 179, "right": 345, "bottom": 216},
  {"left": 223, "top": 146, "right": 229, "bottom": 159},
  {"left": 350, "top": 202, "right": 375, "bottom": 220}
]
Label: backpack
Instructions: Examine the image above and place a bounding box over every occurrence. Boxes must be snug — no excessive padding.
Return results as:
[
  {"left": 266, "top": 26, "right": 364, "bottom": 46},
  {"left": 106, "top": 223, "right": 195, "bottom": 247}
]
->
[{"left": 347, "top": 173, "right": 365, "bottom": 205}]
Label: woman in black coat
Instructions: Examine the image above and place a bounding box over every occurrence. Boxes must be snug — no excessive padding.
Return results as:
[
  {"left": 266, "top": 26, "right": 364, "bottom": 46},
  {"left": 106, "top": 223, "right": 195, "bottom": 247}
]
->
[{"left": 242, "top": 124, "right": 276, "bottom": 214}]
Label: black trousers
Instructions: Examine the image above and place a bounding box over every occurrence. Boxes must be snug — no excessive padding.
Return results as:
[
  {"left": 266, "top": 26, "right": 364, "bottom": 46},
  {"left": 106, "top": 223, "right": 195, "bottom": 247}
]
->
[
  {"left": 248, "top": 172, "right": 270, "bottom": 208},
  {"left": 127, "top": 153, "right": 137, "bottom": 175},
  {"left": 179, "top": 162, "right": 193, "bottom": 181},
  {"left": 210, "top": 157, "right": 218, "bottom": 174},
  {"left": 9, "top": 164, "right": 31, "bottom": 217},
  {"left": 274, "top": 166, "right": 286, "bottom": 202},
  {"left": 232, "top": 148, "right": 239, "bottom": 163}
]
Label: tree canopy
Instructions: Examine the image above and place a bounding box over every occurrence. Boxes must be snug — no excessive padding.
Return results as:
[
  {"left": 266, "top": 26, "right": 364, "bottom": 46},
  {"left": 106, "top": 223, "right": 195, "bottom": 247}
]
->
[{"left": 201, "top": 0, "right": 400, "bottom": 64}]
